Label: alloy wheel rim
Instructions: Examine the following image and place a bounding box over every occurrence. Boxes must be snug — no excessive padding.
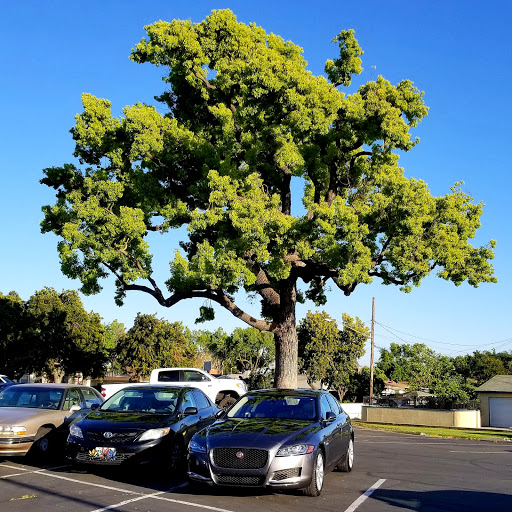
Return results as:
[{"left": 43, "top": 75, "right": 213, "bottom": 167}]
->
[
  {"left": 316, "top": 452, "right": 324, "bottom": 489},
  {"left": 348, "top": 440, "right": 354, "bottom": 468}
]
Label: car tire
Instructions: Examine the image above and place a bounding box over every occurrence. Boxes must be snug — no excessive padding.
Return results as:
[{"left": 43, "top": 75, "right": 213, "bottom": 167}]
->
[
  {"left": 218, "top": 395, "right": 237, "bottom": 411},
  {"left": 168, "top": 438, "right": 186, "bottom": 473},
  {"left": 303, "top": 449, "right": 324, "bottom": 497},
  {"left": 32, "top": 427, "right": 56, "bottom": 458},
  {"left": 336, "top": 437, "right": 354, "bottom": 472}
]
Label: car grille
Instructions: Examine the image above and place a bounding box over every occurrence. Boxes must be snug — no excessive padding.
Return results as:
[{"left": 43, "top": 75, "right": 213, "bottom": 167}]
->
[
  {"left": 212, "top": 448, "right": 268, "bottom": 469},
  {"left": 272, "top": 468, "right": 301, "bottom": 481},
  {"left": 216, "top": 475, "right": 264, "bottom": 486},
  {"left": 85, "top": 431, "right": 141, "bottom": 444}
]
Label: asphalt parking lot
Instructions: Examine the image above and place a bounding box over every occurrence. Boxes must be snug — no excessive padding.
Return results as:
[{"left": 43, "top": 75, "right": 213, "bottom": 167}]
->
[{"left": 2, "top": 427, "right": 512, "bottom": 512}]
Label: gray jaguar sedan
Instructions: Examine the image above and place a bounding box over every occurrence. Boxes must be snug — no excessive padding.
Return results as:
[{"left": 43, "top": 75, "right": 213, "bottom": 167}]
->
[{"left": 187, "top": 388, "right": 354, "bottom": 496}]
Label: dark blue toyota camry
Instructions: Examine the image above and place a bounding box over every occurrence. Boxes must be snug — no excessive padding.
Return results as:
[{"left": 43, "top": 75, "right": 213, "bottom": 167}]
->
[{"left": 66, "top": 384, "right": 219, "bottom": 471}]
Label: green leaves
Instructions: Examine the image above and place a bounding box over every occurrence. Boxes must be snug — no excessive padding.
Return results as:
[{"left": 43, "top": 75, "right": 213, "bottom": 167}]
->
[
  {"left": 41, "top": 9, "right": 496, "bottom": 365},
  {"left": 117, "top": 314, "right": 198, "bottom": 379},
  {"left": 325, "top": 29, "right": 363, "bottom": 87},
  {"left": 298, "top": 311, "right": 368, "bottom": 398}
]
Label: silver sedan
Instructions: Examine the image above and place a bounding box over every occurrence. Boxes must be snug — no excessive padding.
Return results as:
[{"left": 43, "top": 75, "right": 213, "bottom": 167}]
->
[{"left": 188, "top": 388, "right": 354, "bottom": 497}]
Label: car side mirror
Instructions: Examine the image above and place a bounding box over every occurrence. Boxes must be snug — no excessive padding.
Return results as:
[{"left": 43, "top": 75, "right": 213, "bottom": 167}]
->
[
  {"left": 70, "top": 405, "right": 82, "bottom": 413},
  {"left": 324, "top": 411, "right": 336, "bottom": 423},
  {"left": 90, "top": 403, "right": 100, "bottom": 410},
  {"left": 184, "top": 406, "right": 198, "bottom": 416},
  {"left": 215, "top": 409, "right": 225, "bottom": 419}
]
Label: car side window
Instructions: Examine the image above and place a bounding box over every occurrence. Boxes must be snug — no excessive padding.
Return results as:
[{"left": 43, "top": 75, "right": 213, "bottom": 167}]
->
[
  {"left": 63, "top": 389, "right": 82, "bottom": 411},
  {"left": 181, "top": 390, "right": 197, "bottom": 411},
  {"left": 320, "top": 395, "right": 334, "bottom": 419},
  {"left": 157, "top": 370, "right": 181, "bottom": 382},
  {"left": 193, "top": 390, "right": 211, "bottom": 410},
  {"left": 184, "top": 370, "right": 209, "bottom": 382},
  {"left": 81, "top": 388, "right": 102, "bottom": 408},
  {"left": 326, "top": 394, "right": 341, "bottom": 415}
]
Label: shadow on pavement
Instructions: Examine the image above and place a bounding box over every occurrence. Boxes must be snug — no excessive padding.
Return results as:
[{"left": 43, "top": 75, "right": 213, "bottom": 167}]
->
[{"left": 370, "top": 488, "right": 512, "bottom": 512}]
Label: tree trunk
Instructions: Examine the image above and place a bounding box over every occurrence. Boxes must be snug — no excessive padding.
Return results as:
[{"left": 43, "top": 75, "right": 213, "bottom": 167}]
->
[{"left": 273, "top": 280, "right": 298, "bottom": 389}]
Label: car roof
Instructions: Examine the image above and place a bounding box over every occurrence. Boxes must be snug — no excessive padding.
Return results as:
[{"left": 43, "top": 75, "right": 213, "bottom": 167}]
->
[
  {"left": 3, "top": 383, "right": 94, "bottom": 389},
  {"left": 246, "top": 388, "right": 326, "bottom": 397},
  {"left": 111, "top": 384, "right": 199, "bottom": 392}
]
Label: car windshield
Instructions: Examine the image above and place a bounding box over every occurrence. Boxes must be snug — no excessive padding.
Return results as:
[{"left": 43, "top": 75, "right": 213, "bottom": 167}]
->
[
  {"left": 0, "top": 387, "right": 63, "bottom": 409},
  {"left": 102, "top": 388, "right": 180, "bottom": 413},
  {"left": 227, "top": 394, "right": 317, "bottom": 420}
]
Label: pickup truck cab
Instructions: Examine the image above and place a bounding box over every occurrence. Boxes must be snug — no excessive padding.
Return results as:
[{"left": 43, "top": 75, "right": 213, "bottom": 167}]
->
[{"left": 101, "top": 368, "right": 247, "bottom": 410}]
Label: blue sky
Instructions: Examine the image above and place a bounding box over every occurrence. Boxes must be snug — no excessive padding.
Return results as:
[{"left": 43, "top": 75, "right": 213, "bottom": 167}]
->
[{"left": 1, "top": 1, "right": 510, "bottom": 367}]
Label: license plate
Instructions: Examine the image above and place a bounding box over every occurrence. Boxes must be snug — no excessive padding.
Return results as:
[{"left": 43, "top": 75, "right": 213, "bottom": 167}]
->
[{"left": 89, "top": 447, "right": 117, "bottom": 461}]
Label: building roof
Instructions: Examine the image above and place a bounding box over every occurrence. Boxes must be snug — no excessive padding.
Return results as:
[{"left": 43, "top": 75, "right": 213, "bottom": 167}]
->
[{"left": 475, "top": 375, "right": 512, "bottom": 393}]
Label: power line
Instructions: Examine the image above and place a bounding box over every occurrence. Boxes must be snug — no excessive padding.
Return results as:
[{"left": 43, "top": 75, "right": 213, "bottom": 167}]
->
[{"left": 374, "top": 320, "right": 512, "bottom": 349}]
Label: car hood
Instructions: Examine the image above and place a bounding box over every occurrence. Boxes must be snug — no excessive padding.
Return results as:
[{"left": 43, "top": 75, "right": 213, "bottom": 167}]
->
[
  {"left": 0, "top": 407, "right": 66, "bottom": 432},
  {"left": 77, "top": 410, "right": 173, "bottom": 430},
  {"left": 202, "top": 418, "right": 321, "bottom": 449}
]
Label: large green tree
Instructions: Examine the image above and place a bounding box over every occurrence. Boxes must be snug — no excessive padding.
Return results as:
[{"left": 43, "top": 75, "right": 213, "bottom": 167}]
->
[{"left": 41, "top": 10, "right": 496, "bottom": 388}]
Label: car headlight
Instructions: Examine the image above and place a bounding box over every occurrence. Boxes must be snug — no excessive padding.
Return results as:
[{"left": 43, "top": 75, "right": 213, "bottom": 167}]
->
[
  {"left": 138, "top": 427, "right": 170, "bottom": 442},
  {"left": 69, "top": 424, "right": 84, "bottom": 439},
  {"left": 276, "top": 444, "right": 314, "bottom": 456},
  {"left": 0, "top": 425, "right": 27, "bottom": 436},
  {"left": 189, "top": 440, "right": 207, "bottom": 453}
]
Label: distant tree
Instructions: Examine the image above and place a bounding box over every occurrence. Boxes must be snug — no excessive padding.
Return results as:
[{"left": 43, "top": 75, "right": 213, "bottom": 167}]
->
[
  {"left": 41, "top": 9, "right": 496, "bottom": 389},
  {"left": 343, "top": 366, "right": 387, "bottom": 403},
  {"left": 103, "top": 320, "right": 126, "bottom": 375},
  {"left": 194, "top": 327, "right": 275, "bottom": 388},
  {"left": 377, "top": 343, "right": 443, "bottom": 388},
  {"left": 24, "top": 288, "right": 107, "bottom": 382},
  {"left": 429, "top": 374, "right": 476, "bottom": 404},
  {"left": 465, "top": 351, "right": 507, "bottom": 386},
  {"left": 117, "top": 314, "right": 198, "bottom": 379},
  {"left": 298, "top": 311, "right": 368, "bottom": 400},
  {"left": 192, "top": 328, "right": 230, "bottom": 373},
  {"left": 378, "top": 342, "right": 479, "bottom": 403},
  {"left": 0, "top": 291, "right": 26, "bottom": 379}
]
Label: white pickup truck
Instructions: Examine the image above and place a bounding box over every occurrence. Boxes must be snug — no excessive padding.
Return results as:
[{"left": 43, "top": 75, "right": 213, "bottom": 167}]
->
[{"left": 100, "top": 368, "right": 247, "bottom": 409}]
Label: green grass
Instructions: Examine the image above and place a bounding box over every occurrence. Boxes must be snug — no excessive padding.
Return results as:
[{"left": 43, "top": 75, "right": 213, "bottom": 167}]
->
[{"left": 354, "top": 421, "right": 512, "bottom": 441}]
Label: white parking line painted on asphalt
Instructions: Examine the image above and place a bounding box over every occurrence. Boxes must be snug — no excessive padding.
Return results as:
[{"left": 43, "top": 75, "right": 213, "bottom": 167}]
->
[
  {"left": 449, "top": 450, "right": 512, "bottom": 454},
  {"left": 362, "top": 441, "right": 484, "bottom": 446},
  {"left": 0, "top": 465, "right": 234, "bottom": 512},
  {"left": 89, "top": 490, "right": 167, "bottom": 512},
  {"left": 0, "top": 464, "right": 31, "bottom": 471},
  {"left": 0, "top": 464, "right": 68, "bottom": 479},
  {"left": 152, "top": 492, "right": 238, "bottom": 512},
  {"left": 343, "top": 479, "right": 386, "bottom": 512},
  {"left": 27, "top": 470, "right": 142, "bottom": 494},
  {"left": 1, "top": 471, "right": 33, "bottom": 479}
]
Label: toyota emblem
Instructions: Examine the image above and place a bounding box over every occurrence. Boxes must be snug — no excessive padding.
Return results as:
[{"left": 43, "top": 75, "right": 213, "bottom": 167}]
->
[
  {"left": 103, "top": 432, "right": 114, "bottom": 439},
  {"left": 235, "top": 451, "right": 244, "bottom": 459}
]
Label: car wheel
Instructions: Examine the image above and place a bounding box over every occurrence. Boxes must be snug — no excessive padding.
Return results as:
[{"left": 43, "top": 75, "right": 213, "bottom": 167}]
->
[
  {"left": 218, "top": 395, "right": 237, "bottom": 411},
  {"left": 303, "top": 449, "right": 324, "bottom": 497},
  {"left": 336, "top": 437, "right": 354, "bottom": 472},
  {"left": 168, "top": 438, "right": 186, "bottom": 473},
  {"left": 32, "top": 427, "right": 55, "bottom": 458}
]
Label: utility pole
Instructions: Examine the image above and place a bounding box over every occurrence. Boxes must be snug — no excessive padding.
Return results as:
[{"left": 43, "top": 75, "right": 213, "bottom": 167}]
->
[{"left": 369, "top": 297, "right": 375, "bottom": 405}]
